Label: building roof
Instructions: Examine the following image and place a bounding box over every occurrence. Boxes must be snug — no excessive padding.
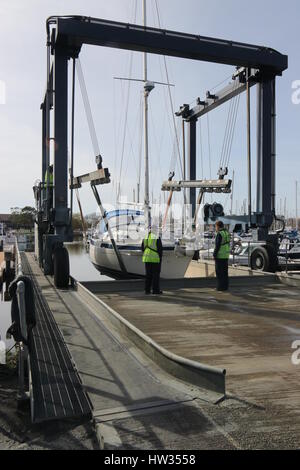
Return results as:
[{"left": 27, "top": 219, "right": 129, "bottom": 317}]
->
[{"left": 0, "top": 214, "right": 12, "bottom": 222}]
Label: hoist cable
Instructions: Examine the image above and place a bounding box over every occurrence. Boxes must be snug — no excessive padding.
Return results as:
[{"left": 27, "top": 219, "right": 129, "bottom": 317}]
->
[
  {"left": 199, "top": 118, "right": 204, "bottom": 179},
  {"left": 223, "top": 90, "right": 240, "bottom": 169},
  {"left": 222, "top": 97, "right": 235, "bottom": 169},
  {"left": 219, "top": 80, "right": 239, "bottom": 170},
  {"left": 225, "top": 93, "right": 241, "bottom": 168},
  {"left": 219, "top": 80, "right": 241, "bottom": 173},
  {"left": 219, "top": 86, "right": 235, "bottom": 169},
  {"left": 207, "top": 114, "right": 212, "bottom": 179}
]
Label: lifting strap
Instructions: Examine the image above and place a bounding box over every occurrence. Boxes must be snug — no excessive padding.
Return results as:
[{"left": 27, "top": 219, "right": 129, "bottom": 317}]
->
[
  {"left": 162, "top": 172, "right": 175, "bottom": 230},
  {"left": 91, "top": 184, "right": 127, "bottom": 274},
  {"left": 193, "top": 189, "right": 205, "bottom": 228},
  {"left": 75, "top": 188, "right": 87, "bottom": 241}
]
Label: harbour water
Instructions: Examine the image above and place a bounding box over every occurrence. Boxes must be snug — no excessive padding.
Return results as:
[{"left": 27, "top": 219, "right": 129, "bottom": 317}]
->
[{"left": 66, "top": 242, "right": 110, "bottom": 282}]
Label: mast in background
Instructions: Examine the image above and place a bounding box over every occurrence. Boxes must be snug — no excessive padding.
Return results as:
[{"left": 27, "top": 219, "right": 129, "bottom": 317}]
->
[{"left": 143, "top": 0, "right": 154, "bottom": 230}]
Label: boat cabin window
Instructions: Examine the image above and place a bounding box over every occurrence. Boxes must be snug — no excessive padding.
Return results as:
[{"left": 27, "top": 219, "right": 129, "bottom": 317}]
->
[{"left": 96, "top": 210, "right": 144, "bottom": 235}]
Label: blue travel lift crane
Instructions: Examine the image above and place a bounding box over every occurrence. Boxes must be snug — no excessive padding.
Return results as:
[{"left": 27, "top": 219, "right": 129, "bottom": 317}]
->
[{"left": 34, "top": 15, "right": 287, "bottom": 287}]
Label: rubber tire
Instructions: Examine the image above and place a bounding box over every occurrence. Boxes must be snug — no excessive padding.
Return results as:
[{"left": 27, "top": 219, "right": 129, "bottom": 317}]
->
[
  {"left": 250, "top": 247, "right": 270, "bottom": 272},
  {"left": 53, "top": 246, "right": 70, "bottom": 289}
]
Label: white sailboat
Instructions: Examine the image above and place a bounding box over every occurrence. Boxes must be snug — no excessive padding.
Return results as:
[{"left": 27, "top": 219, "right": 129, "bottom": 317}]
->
[{"left": 89, "top": 1, "right": 195, "bottom": 279}]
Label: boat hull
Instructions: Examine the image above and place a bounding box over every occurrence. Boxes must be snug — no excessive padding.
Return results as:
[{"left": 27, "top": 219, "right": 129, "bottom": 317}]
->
[{"left": 89, "top": 242, "right": 192, "bottom": 279}]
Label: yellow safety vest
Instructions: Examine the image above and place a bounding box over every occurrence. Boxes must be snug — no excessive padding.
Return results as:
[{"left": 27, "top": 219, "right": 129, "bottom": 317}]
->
[
  {"left": 217, "top": 230, "right": 231, "bottom": 259},
  {"left": 142, "top": 233, "right": 160, "bottom": 264},
  {"left": 44, "top": 169, "right": 54, "bottom": 187}
]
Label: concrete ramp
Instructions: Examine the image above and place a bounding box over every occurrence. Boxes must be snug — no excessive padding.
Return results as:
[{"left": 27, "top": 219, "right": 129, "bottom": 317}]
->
[{"left": 76, "top": 279, "right": 226, "bottom": 396}]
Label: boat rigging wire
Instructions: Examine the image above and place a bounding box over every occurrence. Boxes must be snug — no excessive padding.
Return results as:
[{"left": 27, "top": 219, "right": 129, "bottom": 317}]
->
[
  {"left": 116, "top": 51, "right": 134, "bottom": 202},
  {"left": 116, "top": 0, "right": 138, "bottom": 203},
  {"left": 137, "top": 93, "right": 143, "bottom": 203},
  {"left": 122, "top": 98, "right": 144, "bottom": 191},
  {"left": 149, "top": 104, "right": 166, "bottom": 188},
  {"left": 154, "top": 0, "right": 183, "bottom": 180}
]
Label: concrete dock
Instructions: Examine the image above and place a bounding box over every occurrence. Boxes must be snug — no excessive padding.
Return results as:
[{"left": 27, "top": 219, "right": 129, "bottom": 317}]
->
[
  {"left": 21, "top": 253, "right": 300, "bottom": 449},
  {"left": 89, "top": 277, "right": 300, "bottom": 403}
]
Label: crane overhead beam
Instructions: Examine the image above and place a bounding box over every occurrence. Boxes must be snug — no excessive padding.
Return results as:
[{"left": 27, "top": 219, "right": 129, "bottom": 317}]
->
[
  {"left": 176, "top": 68, "right": 258, "bottom": 121},
  {"left": 51, "top": 16, "right": 287, "bottom": 74}
]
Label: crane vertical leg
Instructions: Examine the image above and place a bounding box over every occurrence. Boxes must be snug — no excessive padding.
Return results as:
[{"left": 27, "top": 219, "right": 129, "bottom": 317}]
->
[
  {"left": 43, "top": 48, "right": 71, "bottom": 276},
  {"left": 54, "top": 48, "right": 69, "bottom": 236},
  {"left": 256, "top": 76, "right": 276, "bottom": 240},
  {"left": 188, "top": 118, "right": 197, "bottom": 219},
  {"left": 38, "top": 104, "right": 47, "bottom": 266},
  {"left": 256, "top": 83, "right": 262, "bottom": 219},
  {"left": 41, "top": 105, "right": 47, "bottom": 199},
  {"left": 270, "top": 79, "right": 276, "bottom": 217}
]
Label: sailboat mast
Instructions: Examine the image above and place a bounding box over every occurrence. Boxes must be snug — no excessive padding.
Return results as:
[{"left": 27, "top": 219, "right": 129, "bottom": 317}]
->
[{"left": 143, "top": 0, "right": 151, "bottom": 230}]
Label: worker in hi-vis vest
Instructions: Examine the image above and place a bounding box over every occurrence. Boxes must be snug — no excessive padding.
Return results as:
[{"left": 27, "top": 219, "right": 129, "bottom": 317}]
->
[
  {"left": 44, "top": 164, "right": 54, "bottom": 212},
  {"left": 213, "top": 220, "right": 230, "bottom": 291},
  {"left": 44, "top": 164, "right": 54, "bottom": 188},
  {"left": 142, "top": 226, "right": 163, "bottom": 295}
]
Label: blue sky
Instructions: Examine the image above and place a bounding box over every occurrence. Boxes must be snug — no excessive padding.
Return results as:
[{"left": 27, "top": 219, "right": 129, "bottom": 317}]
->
[{"left": 0, "top": 0, "right": 299, "bottom": 217}]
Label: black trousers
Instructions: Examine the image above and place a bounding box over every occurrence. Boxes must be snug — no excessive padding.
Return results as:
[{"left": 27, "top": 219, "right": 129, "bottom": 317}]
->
[
  {"left": 215, "top": 259, "right": 229, "bottom": 291},
  {"left": 145, "top": 263, "right": 161, "bottom": 293}
]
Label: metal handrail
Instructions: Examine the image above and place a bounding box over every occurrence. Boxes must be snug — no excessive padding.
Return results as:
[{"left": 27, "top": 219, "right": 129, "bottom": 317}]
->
[
  {"left": 15, "top": 239, "right": 23, "bottom": 277},
  {"left": 16, "top": 280, "right": 29, "bottom": 401},
  {"left": 14, "top": 241, "right": 30, "bottom": 402}
]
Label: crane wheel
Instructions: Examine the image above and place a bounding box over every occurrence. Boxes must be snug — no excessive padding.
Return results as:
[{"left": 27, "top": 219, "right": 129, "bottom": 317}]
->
[
  {"left": 250, "top": 247, "right": 270, "bottom": 272},
  {"left": 250, "top": 245, "right": 278, "bottom": 273},
  {"left": 53, "top": 246, "right": 70, "bottom": 289}
]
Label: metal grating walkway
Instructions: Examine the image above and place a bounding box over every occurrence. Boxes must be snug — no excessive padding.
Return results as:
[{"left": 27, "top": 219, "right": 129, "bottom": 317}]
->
[{"left": 21, "top": 253, "right": 92, "bottom": 423}]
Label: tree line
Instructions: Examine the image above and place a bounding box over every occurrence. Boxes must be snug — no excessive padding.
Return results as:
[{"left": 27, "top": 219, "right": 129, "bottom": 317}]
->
[{"left": 9, "top": 206, "right": 91, "bottom": 232}]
